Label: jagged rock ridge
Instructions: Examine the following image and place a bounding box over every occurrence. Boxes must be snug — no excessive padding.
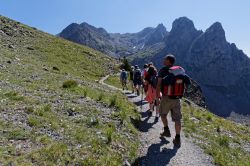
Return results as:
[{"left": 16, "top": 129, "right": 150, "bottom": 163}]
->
[{"left": 59, "top": 22, "right": 168, "bottom": 57}]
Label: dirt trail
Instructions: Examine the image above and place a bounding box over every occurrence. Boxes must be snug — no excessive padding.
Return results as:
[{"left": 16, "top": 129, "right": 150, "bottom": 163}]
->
[{"left": 100, "top": 76, "right": 214, "bottom": 166}]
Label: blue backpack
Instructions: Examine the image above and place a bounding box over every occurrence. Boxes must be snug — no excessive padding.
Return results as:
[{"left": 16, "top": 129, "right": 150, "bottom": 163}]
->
[{"left": 121, "top": 71, "right": 127, "bottom": 80}]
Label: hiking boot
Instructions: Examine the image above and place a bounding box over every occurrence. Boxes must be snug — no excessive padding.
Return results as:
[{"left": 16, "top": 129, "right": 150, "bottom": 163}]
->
[
  {"left": 160, "top": 127, "right": 171, "bottom": 137},
  {"left": 147, "top": 110, "right": 152, "bottom": 117},
  {"left": 154, "top": 116, "right": 159, "bottom": 122},
  {"left": 137, "top": 90, "right": 140, "bottom": 96},
  {"left": 173, "top": 135, "right": 181, "bottom": 147}
]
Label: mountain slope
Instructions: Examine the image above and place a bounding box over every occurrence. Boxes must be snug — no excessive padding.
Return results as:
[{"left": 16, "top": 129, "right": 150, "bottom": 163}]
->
[
  {"left": 58, "top": 22, "right": 115, "bottom": 56},
  {"left": 59, "top": 22, "right": 168, "bottom": 57},
  {"left": 0, "top": 15, "right": 140, "bottom": 165}
]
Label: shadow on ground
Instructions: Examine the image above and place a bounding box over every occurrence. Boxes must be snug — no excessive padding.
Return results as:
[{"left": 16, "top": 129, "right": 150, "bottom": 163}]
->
[
  {"left": 133, "top": 100, "right": 148, "bottom": 107},
  {"left": 128, "top": 95, "right": 139, "bottom": 99},
  {"left": 124, "top": 91, "right": 179, "bottom": 166},
  {"left": 132, "top": 137, "right": 179, "bottom": 166},
  {"left": 139, "top": 115, "right": 158, "bottom": 132}
]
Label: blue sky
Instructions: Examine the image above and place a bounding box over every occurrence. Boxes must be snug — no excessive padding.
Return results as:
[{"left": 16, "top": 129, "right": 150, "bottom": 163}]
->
[{"left": 0, "top": 0, "right": 249, "bottom": 56}]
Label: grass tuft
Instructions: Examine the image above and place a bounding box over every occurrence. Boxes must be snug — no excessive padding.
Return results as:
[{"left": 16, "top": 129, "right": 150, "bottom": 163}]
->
[
  {"left": 105, "top": 127, "right": 115, "bottom": 144},
  {"left": 98, "top": 92, "right": 104, "bottom": 101},
  {"left": 4, "top": 91, "right": 24, "bottom": 101},
  {"left": 6, "top": 129, "right": 29, "bottom": 140},
  {"left": 62, "top": 80, "right": 78, "bottom": 89},
  {"left": 218, "top": 136, "right": 230, "bottom": 147},
  {"left": 27, "top": 116, "right": 40, "bottom": 127},
  {"left": 109, "top": 95, "right": 117, "bottom": 107}
]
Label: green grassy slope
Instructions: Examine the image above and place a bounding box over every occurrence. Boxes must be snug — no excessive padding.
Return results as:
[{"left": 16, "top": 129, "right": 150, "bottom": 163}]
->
[
  {"left": 0, "top": 16, "right": 139, "bottom": 165},
  {"left": 105, "top": 74, "right": 250, "bottom": 166}
]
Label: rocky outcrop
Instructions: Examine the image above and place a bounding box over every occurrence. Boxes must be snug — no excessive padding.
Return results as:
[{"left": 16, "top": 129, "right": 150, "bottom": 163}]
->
[{"left": 184, "top": 80, "right": 206, "bottom": 108}]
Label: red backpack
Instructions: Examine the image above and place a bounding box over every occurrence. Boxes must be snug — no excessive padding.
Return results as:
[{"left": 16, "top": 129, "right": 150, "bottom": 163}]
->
[{"left": 162, "top": 66, "right": 190, "bottom": 99}]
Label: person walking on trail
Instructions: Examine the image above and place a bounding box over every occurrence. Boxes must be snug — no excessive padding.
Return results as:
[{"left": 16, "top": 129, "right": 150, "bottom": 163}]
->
[
  {"left": 142, "top": 64, "right": 149, "bottom": 79},
  {"left": 144, "top": 65, "right": 160, "bottom": 122},
  {"left": 129, "top": 66, "right": 135, "bottom": 93},
  {"left": 142, "top": 64, "right": 149, "bottom": 93},
  {"left": 133, "top": 65, "right": 142, "bottom": 96},
  {"left": 120, "top": 69, "right": 128, "bottom": 91},
  {"left": 156, "top": 54, "right": 191, "bottom": 147}
]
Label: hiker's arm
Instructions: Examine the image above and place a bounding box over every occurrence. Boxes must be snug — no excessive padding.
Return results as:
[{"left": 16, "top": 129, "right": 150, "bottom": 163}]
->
[{"left": 156, "top": 77, "right": 162, "bottom": 98}]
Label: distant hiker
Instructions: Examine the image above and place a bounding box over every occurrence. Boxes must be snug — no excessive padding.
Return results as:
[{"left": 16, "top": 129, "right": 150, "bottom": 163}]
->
[
  {"left": 145, "top": 65, "right": 160, "bottom": 122},
  {"left": 156, "top": 54, "right": 191, "bottom": 147},
  {"left": 133, "top": 65, "right": 142, "bottom": 96},
  {"left": 141, "top": 64, "right": 149, "bottom": 79},
  {"left": 120, "top": 69, "right": 128, "bottom": 90},
  {"left": 148, "top": 62, "right": 154, "bottom": 67},
  {"left": 142, "top": 64, "right": 149, "bottom": 93},
  {"left": 129, "top": 66, "right": 135, "bottom": 93}
]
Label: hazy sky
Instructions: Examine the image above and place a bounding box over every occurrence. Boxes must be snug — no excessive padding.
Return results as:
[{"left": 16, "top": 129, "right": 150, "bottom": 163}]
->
[{"left": 0, "top": 0, "right": 249, "bottom": 56}]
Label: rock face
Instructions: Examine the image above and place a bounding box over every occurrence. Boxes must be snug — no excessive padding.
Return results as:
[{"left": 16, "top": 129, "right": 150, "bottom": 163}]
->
[
  {"left": 59, "top": 22, "right": 114, "bottom": 55},
  {"left": 59, "top": 23, "right": 168, "bottom": 57},
  {"left": 133, "top": 17, "right": 250, "bottom": 116},
  {"left": 184, "top": 80, "right": 206, "bottom": 108}
]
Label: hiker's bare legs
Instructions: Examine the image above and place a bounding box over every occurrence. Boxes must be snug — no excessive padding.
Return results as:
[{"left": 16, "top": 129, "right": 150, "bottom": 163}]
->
[
  {"left": 122, "top": 81, "right": 126, "bottom": 90},
  {"left": 160, "top": 114, "right": 171, "bottom": 137},
  {"left": 155, "top": 105, "right": 160, "bottom": 117},
  {"left": 124, "top": 81, "right": 128, "bottom": 90},
  {"left": 150, "top": 102, "right": 154, "bottom": 111},
  {"left": 131, "top": 81, "right": 134, "bottom": 93},
  {"left": 136, "top": 85, "right": 141, "bottom": 95},
  {"left": 175, "top": 121, "right": 181, "bottom": 135},
  {"left": 161, "top": 115, "right": 168, "bottom": 127},
  {"left": 133, "top": 85, "right": 137, "bottom": 94}
]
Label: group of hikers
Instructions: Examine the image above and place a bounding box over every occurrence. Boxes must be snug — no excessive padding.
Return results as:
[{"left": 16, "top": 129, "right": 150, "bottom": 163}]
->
[{"left": 119, "top": 54, "right": 191, "bottom": 147}]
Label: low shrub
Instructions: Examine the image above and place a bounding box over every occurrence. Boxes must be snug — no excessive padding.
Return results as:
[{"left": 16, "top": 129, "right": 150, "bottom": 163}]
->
[
  {"left": 62, "top": 80, "right": 78, "bottom": 88},
  {"left": 109, "top": 95, "right": 117, "bottom": 107}
]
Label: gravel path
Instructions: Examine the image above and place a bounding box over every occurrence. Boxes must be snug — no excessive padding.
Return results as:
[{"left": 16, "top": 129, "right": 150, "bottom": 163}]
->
[{"left": 100, "top": 76, "right": 214, "bottom": 166}]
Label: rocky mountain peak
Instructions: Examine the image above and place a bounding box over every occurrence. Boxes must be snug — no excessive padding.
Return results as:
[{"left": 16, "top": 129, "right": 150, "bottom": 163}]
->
[
  {"left": 143, "top": 24, "right": 167, "bottom": 46},
  {"left": 59, "top": 23, "right": 80, "bottom": 38},
  {"left": 204, "top": 22, "right": 226, "bottom": 42},
  {"left": 154, "top": 23, "right": 167, "bottom": 36},
  {"left": 207, "top": 22, "right": 224, "bottom": 32},
  {"left": 171, "top": 17, "right": 196, "bottom": 33},
  {"left": 97, "top": 27, "right": 108, "bottom": 34},
  {"left": 79, "top": 22, "right": 91, "bottom": 27},
  {"left": 156, "top": 23, "right": 166, "bottom": 31},
  {"left": 68, "top": 23, "right": 79, "bottom": 28}
]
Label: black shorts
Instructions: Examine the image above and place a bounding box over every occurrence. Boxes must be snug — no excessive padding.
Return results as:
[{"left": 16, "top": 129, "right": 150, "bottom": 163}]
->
[{"left": 133, "top": 80, "right": 142, "bottom": 86}]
